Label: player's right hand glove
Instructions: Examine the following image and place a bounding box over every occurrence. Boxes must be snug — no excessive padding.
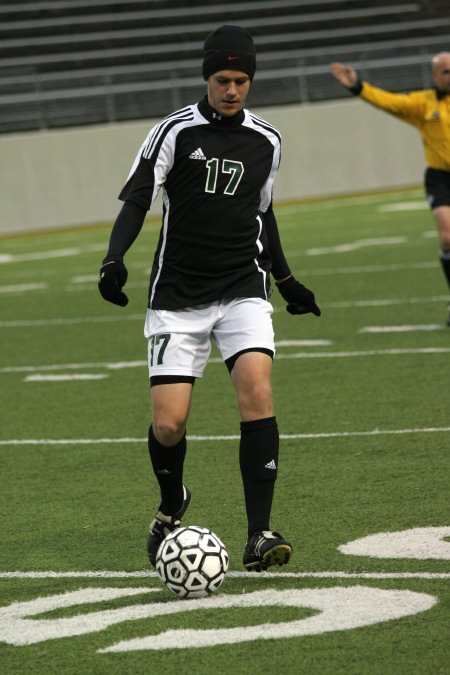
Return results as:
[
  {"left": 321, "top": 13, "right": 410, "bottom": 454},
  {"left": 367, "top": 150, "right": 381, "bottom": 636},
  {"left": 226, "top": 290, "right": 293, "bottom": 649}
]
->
[
  {"left": 98, "top": 257, "right": 129, "bottom": 307},
  {"left": 276, "top": 275, "right": 321, "bottom": 317}
]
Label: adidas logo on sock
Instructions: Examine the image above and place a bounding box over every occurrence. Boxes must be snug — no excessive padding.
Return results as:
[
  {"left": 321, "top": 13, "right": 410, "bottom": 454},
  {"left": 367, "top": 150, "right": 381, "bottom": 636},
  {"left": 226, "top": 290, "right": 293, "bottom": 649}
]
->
[
  {"left": 189, "top": 147, "right": 206, "bottom": 160},
  {"left": 265, "top": 459, "right": 277, "bottom": 470}
]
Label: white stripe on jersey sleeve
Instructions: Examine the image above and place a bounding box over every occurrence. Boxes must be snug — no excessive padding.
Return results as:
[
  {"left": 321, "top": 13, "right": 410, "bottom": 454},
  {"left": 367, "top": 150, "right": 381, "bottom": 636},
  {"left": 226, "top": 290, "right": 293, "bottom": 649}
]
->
[
  {"left": 123, "top": 105, "right": 208, "bottom": 205},
  {"left": 243, "top": 110, "right": 282, "bottom": 213},
  {"left": 142, "top": 106, "right": 194, "bottom": 160},
  {"left": 123, "top": 106, "right": 195, "bottom": 183}
]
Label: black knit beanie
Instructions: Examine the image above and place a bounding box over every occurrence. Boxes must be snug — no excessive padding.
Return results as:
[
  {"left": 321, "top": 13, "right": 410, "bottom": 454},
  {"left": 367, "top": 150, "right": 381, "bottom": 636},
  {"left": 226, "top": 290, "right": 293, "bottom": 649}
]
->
[{"left": 202, "top": 25, "right": 256, "bottom": 81}]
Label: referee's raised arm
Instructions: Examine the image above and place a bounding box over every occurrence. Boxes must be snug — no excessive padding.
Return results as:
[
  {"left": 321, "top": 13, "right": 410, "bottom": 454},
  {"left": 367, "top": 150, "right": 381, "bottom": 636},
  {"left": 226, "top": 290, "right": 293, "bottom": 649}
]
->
[{"left": 329, "top": 54, "right": 450, "bottom": 327}]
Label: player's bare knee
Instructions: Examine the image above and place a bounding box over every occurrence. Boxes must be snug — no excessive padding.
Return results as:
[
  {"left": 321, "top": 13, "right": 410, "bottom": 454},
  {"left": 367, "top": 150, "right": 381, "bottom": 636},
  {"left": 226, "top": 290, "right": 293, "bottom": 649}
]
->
[
  {"left": 239, "top": 382, "right": 273, "bottom": 418},
  {"left": 152, "top": 419, "right": 186, "bottom": 447}
]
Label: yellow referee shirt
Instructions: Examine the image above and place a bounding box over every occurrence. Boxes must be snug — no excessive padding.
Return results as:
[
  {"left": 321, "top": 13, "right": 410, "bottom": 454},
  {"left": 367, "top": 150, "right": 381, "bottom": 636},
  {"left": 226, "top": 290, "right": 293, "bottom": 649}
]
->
[{"left": 360, "top": 82, "right": 450, "bottom": 171}]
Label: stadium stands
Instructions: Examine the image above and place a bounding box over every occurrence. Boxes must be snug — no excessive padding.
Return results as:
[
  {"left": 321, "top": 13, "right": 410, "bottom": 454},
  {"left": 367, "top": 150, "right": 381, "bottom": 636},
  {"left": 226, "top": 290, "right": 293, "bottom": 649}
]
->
[{"left": 1, "top": 0, "right": 449, "bottom": 133}]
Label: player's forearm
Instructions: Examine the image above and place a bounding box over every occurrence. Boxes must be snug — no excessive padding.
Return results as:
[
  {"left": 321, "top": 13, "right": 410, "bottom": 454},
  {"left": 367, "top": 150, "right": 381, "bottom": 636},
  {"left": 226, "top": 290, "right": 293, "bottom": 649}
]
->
[
  {"left": 104, "top": 200, "right": 146, "bottom": 261},
  {"left": 264, "top": 205, "right": 291, "bottom": 280}
]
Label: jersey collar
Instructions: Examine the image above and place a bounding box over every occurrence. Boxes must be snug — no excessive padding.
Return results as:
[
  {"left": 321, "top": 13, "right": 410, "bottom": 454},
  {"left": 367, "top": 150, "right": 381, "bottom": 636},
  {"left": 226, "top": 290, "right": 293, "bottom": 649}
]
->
[
  {"left": 198, "top": 96, "right": 245, "bottom": 126},
  {"left": 435, "top": 87, "right": 449, "bottom": 100}
]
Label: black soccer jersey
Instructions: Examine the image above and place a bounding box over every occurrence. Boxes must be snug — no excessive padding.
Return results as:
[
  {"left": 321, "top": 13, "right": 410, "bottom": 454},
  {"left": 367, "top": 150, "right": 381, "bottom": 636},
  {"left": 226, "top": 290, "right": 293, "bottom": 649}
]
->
[{"left": 119, "top": 97, "right": 282, "bottom": 310}]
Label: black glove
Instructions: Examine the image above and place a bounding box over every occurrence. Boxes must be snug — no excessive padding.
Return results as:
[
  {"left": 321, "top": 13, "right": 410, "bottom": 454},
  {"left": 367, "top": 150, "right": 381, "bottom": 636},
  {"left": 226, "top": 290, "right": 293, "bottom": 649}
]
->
[
  {"left": 98, "top": 258, "right": 129, "bottom": 307},
  {"left": 276, "top": 276, "right": 321, "bottom": 316}
]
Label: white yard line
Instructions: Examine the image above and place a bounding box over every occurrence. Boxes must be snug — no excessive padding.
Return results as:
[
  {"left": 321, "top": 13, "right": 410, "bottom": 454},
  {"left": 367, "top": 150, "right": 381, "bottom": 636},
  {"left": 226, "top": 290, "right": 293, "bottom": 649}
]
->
[
  {"left": 1, "top": 427, "right": 449, "bottom": 446},
  {"left": 323, "top": 295, "right": 448, "bottom": 308},
  {"left": 24, "top": 374, "right": 108, "bottom": 382},
  {"left": 0, "top": 570, "right": 448, "bottom": 580},
  {"left": 274, "top": 348, "right": 450, "bottom": 358},
  {"left": 0, "top": 314, "right": 144, "bottom": 327},
  {"left": 307, "top": 237, "right": 407, "bottom": 256},
  {"left": 304, "top": 261, "right": 438, "bottom": 275},
  {"left": 276, "top": 192, "right": 425, "bottom": 214},
  {"left": 360, "top": 324, "right": 442, "bottom": 333},
  {"left": 1, "top": 294, "right": 447, "bottom": 327},
  {"left": 0, "top": 283, "right": 48, "bottom": 293},
  {"left": 0, "top": 263, "right": 442, "bottom": 299},
  {"left": 377, "top": 202, "right": 428, "bottom": 212},
  {"left": 0, "top": 360, "right": 148, "bottom": 374},
  {"left": 0, "top": 244, "right": 105, "bottom": 264},
  {"left": 1, "top": 346, "right": 449, "bottom": 377}
]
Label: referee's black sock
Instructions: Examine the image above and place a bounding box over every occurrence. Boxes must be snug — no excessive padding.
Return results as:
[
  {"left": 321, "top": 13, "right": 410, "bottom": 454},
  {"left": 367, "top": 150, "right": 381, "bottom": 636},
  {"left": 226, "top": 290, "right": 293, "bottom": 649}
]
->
[
  {"left": 439, "top": 250, "right": 450, "bottom": 291},
  {"left": 148, "top": 424, "right": 186, "bottom": 515},
  {"left": 239, "top": 416, "right": 279, "bottom": 538}
]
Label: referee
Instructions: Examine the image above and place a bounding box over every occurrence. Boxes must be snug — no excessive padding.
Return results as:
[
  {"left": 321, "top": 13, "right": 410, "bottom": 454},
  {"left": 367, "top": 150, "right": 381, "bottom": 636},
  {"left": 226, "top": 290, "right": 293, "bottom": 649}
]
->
[
  {"left": 99, "top": 25, "right": 320, "bottom": 572},
  {"left": 331, "top": 54, "right": 450, "bottom": 326}
]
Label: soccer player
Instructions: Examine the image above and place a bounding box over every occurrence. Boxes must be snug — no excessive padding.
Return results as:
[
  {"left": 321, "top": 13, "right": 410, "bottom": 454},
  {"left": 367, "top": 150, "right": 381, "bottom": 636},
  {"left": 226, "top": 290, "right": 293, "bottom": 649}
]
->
[
  {"left": 98, "top": 25, "right": 321, "bottom": 572},
  {"left": 330, "top": 54, "right": 450, "bottom": 326}
]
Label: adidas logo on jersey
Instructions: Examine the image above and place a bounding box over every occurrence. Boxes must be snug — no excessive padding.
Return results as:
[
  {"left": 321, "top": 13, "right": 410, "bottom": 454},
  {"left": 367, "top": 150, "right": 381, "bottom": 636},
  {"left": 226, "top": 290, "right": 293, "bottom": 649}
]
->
[
  {"left": 189, "top": 147, "right": 207, "bottom": 160},
  {"left": 265, "top": 459, "right": 277, "bottom": 470}
]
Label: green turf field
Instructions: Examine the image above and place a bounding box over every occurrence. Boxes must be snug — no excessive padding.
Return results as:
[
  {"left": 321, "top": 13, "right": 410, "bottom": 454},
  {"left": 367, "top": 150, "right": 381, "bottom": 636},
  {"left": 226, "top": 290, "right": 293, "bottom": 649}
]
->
[{"left": 1, "top": 188, "right": 449, "bottom": 674}]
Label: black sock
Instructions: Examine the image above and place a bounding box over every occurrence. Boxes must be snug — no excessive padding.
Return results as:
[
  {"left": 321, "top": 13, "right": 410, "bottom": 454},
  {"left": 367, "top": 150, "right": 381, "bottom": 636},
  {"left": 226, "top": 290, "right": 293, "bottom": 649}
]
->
[
  {"left": 439, "top": 251, "right": 450, "bottom": 291},
  {"left": 148, "top": 425, "right": 186, "bottom": 515},
  {"left": 239, "top": 416, "right": 279, "bottom": 538}
]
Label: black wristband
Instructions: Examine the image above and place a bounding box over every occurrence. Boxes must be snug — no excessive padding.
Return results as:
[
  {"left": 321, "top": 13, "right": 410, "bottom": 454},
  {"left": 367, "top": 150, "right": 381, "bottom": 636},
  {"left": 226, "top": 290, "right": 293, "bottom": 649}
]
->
[{"left": 349, "top": 80, "right": 363, "bottom": 96}]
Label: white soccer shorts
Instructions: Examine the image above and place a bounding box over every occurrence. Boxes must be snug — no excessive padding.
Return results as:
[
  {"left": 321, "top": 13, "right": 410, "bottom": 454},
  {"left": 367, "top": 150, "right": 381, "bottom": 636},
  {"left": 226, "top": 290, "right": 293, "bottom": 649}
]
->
[{"left": 144, "top": 297, "right": 275, "bottom": 378}]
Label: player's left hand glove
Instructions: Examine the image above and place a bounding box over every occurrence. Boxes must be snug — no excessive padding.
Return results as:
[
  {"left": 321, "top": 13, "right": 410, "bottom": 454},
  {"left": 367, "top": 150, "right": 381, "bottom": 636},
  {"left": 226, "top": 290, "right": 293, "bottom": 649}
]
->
[
  {"left": 276, "top": 276, "right": 321, "bottom": 316},
  {"left": 98, "top": 257, "right": 129, "bottom": 307}
]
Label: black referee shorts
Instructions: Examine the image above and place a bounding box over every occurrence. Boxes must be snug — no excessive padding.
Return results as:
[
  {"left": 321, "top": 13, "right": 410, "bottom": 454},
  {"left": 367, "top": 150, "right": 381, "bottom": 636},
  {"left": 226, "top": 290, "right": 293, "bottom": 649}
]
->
[{"left": 424, "top": 167, "right": 450, "bottom": 209}]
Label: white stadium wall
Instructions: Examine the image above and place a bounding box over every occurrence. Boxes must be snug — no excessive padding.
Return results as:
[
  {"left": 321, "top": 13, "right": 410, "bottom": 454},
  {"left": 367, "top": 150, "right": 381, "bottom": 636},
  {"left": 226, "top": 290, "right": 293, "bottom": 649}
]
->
[{"left": 0, "top": 98, "right": 424, "bottom": 235}]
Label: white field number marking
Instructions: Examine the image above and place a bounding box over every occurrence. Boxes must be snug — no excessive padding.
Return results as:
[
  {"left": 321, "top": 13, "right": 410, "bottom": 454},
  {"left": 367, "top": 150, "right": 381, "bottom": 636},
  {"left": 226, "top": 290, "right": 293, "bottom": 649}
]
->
[
  {"left": 339, "top": 526, "right": 450, "bottom": 559},
  {"left": 0, "top": 526, "right": 447, "bottom": 651},
  {"left": 0, "top": 586, "right": 436, "bottom": 650},
  {"left": 306, "top": 237, "right": 407, "bottom": 255}
]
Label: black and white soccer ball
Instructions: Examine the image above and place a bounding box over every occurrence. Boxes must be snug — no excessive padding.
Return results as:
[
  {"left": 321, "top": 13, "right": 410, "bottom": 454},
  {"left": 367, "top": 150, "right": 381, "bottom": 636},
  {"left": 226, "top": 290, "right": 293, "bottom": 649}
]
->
[{"left": 155, "top": 525, "right": 229, "bottom": 599}]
